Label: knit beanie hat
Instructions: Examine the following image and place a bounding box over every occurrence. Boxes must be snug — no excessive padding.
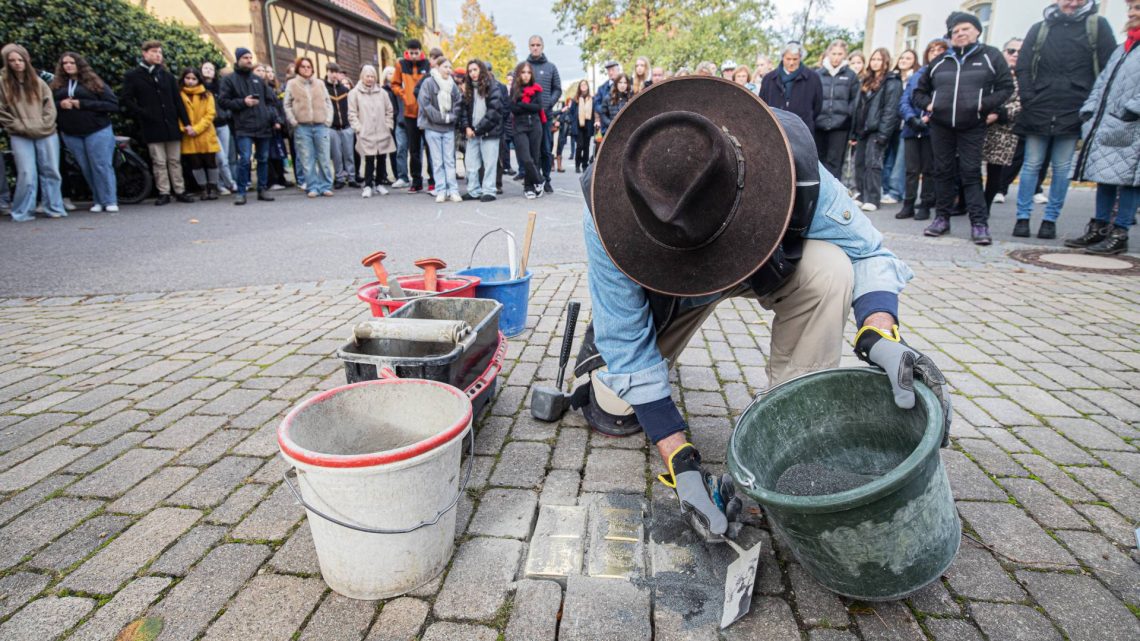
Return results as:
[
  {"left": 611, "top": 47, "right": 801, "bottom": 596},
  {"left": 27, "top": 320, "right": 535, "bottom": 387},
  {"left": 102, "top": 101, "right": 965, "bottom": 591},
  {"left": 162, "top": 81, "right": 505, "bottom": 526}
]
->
[
  {"left": 235, "top": 47, "right": 252, "bottom": 61},
  {"left": 945, "top": 12, "right": 983, "bottom": 37}
]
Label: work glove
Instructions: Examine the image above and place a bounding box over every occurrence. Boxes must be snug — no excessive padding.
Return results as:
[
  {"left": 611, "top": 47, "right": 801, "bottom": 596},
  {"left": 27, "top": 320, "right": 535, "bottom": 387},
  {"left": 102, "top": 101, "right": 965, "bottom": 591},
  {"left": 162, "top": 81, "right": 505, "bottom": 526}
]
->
[
  {"left": 658, "top": 443, "right": 730, "bottom": 537},
  {"left": 855, "top": 325, "right": 953, "bottom": 447}
]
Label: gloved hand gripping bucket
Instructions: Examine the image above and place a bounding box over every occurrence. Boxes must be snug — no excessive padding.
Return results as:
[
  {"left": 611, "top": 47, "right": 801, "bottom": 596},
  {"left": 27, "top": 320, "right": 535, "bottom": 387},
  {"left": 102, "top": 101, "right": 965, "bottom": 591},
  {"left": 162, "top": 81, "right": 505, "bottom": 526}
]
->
[
  {"left": 277, "top": 374, "right": 474, "bottom": 600},
  {"left": 726, "top": 368, "right": 960, "bottom": 601}
]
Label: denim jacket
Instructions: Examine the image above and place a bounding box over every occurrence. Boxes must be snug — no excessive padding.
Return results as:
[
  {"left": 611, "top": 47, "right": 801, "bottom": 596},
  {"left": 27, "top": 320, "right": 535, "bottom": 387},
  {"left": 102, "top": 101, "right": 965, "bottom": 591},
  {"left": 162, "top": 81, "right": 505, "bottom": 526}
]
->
[{"left": 584, "top": 161, "right": 913, "bottom": 406}]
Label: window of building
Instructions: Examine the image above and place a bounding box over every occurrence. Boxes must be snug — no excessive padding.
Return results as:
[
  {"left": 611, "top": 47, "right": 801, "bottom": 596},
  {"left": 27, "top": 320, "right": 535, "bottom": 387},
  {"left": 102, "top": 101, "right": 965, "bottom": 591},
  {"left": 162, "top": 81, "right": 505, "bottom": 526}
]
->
[
  {"left": 967, "top": 2, "right": 993, "bottom": 43},
  {"left": 902, "top": 20, "right": 919, "bottom": 52}
]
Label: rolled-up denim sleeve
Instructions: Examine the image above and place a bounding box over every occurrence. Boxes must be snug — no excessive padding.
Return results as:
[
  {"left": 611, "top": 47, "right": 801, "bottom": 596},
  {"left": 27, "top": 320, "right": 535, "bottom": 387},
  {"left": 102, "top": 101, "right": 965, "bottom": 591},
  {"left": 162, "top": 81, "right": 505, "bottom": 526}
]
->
[
  {"left": 805, "top": 163, "right": 914, "bottom": 324},
  {"left": 583, "top": 209, "right": 672, "bottom": 405}
]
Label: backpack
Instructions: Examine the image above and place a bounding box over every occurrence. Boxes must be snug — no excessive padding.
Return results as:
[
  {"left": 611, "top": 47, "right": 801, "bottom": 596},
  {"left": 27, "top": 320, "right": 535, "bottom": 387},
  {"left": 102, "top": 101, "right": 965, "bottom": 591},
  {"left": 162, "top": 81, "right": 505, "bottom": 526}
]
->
[{"left": 1031, "top": 15, "right": 1102, "bottom": 80}]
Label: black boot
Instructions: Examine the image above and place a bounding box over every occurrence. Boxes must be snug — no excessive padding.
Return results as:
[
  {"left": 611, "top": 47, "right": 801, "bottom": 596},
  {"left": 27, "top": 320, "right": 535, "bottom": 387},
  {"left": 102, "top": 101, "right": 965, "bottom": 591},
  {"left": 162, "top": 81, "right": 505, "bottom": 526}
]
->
[
  {"left": 1037, "top": 220, "right": 1057, "bottom": 239},
  {"left": 1064, "top": 219, "right": 1110, "bottom": 248},
  {"left": 915, "top": 204, "right": 932, "bottom": 220},
  {"left": 202, "top": 184, "right": 218, "bottom": 201},
  {"left": 1085, "top": 226, "right": 1128, "bottom": 255},
  {"left": 1012, "top": 219, "right": 1030, "bottom": 237},
  {"left": 257, "top": 190, "right": 275, "bottom": 202},
  {"left": 895, "top": 198, "right": 916, "bottom": 219}
]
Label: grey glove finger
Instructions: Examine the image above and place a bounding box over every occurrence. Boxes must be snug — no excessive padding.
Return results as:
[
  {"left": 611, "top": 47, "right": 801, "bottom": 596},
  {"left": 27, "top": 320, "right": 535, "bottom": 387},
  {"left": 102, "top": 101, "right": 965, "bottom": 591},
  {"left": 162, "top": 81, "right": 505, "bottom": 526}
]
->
[
  {"left": 675, "top": 470, "right": 728, "bottom": 535},
  {"left": 914, "top": 356, "right": 953, "bottom": 445},
  {"left": 869, "top": 339, "right": 916, "bottom": 409}
]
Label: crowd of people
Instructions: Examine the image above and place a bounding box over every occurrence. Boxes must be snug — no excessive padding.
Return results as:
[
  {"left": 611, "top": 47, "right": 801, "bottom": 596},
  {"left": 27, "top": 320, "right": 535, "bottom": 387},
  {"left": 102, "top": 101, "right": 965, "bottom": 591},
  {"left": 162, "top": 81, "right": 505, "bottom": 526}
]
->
[{"left": 0, "top": 0, "right": 1136, "bottom": 254}]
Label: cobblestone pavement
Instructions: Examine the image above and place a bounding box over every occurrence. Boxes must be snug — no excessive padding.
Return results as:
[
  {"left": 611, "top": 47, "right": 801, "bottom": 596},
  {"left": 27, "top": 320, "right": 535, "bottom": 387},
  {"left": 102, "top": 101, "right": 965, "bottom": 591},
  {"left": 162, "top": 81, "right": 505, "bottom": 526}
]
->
[{"left": 0, "top": 247, "right": 1137, "bottom": 640}]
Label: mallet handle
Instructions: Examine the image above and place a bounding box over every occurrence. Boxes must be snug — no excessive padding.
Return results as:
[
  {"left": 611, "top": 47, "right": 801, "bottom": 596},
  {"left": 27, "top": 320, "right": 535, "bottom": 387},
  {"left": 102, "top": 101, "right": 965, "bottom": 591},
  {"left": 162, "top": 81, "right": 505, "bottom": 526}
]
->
[{"left": 556, "top": 301, "right": 580, "bottom": 390}]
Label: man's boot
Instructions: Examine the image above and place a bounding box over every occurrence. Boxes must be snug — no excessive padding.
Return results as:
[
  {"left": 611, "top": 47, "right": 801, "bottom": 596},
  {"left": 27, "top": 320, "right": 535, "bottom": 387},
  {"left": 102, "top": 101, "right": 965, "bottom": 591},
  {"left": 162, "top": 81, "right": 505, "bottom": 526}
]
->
[
  {"left": 1085, "top": 226, "right": 1128, "bottom": 255},
  {"left": 895, "top": 198, "right": 915, "bottom": 219},
  {"left": 202, "top": 184, "right": 218, "bottom": 201},
  {"left": 1063, "top": 218, "right": 1110, "bottom": 248},
  {"left": 257, "top": 190, "right": 275, "bottom": 202}
]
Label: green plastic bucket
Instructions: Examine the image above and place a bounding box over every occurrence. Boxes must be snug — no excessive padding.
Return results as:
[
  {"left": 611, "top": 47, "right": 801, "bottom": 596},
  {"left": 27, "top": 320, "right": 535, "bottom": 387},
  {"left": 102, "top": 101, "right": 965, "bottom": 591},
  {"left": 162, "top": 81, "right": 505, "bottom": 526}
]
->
[{"left": 726, "top": 368, "right": 959, "bottom": 601}]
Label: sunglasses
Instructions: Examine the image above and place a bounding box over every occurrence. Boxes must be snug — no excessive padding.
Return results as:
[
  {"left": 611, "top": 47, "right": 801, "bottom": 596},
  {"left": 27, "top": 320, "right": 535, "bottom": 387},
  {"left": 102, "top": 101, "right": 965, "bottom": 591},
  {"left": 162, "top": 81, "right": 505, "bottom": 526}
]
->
[{"left": 1006, "top": 48, "right": 1020, "bottom": 55}]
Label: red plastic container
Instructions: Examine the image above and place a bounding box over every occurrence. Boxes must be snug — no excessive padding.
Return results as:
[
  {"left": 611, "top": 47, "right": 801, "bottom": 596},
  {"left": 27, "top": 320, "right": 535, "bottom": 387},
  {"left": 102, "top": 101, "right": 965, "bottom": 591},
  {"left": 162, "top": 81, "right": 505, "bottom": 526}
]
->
[{"left": 356, "top": 275, "right": 481, "bottom": 317}]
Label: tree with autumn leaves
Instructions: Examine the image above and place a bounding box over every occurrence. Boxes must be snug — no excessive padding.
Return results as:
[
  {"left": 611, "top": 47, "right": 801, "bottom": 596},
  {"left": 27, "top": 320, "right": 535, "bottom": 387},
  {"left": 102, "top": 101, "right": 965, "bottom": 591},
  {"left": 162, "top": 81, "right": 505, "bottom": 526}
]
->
[{"left": 444, "top": 0, "right": 517, "bottom": 77}]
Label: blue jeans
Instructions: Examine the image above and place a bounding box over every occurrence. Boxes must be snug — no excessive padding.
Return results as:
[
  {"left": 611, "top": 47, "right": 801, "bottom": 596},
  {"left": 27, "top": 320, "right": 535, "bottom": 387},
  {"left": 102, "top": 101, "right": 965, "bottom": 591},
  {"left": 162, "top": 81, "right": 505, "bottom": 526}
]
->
[
  {"left": 0, "top": 141, "right": 11, "bottom": 208},
  {"left": 10, "top": 134, "right": 65, "bottom": 220},
  {"left": 1095, "top": 184, "right": 1139, "bottom": 229},
  {"left": 293, "top": 124, "right": 333, "bottom": 194},
  {"left": 1016, "top": 134, "right": 1078, "bottom": 222},
  {"left": 884, "top": 136, "right": 905, "bottom": 199},
  {"left": 215, "top": 124, "right": 236, "bottom": 189},
  {"left": 235, "top": 135, "right": 271, "bottom": 195},
  {"left": 394, "top": 122, "right": 409, "bottom": 182},
  {"left": 61, "top": 125, "right": 117, "bottom": 207},
  {"left": 329, "top": 128, "right": 355, "bottom": 182},
  {"left": 463, "top": 135, "right": 500, "bottom": 197},
  {"left": 425, "top": 129, "right": 458, "bottom": 196}
]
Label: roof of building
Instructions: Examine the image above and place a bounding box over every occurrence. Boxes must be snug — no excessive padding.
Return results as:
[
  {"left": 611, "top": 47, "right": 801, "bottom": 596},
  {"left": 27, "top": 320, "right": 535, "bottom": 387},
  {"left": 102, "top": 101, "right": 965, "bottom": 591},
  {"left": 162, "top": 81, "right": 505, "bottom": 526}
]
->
[{"left": 322, "top": 0, "right": 395, "bottom": 31}]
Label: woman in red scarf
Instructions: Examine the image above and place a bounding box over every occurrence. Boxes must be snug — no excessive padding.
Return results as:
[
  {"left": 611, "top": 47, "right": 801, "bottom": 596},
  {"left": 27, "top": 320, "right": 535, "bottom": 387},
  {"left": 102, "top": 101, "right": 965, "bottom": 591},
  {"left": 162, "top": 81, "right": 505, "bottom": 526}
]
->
[{"left": 511, "top": 62, "right": 545, "bottom": 199}]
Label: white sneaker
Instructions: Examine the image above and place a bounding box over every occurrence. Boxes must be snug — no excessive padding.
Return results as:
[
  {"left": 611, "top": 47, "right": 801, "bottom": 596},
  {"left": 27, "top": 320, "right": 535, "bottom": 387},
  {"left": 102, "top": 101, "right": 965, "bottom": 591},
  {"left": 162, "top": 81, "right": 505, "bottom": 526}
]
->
[
  {"left": 218, "top": 186, "right": 231, "bottom": 196},
  {"left": 853, "top": 199, "right": 863, "bottom": 207},
  {"left": 269, "top": 184, "right": 286, "bottom": 191},
  {"left": 391, "top": 179, "right": 410, "bottom": 189},
  {"left": 361, "top": 186, "right": 373, "bottom": 198},
  {"left": 449, "top": 193, "right": 463, "bottom": 203},
  {"left": 1033, "top": 192, "right": 1047, "bottom": 204},
  {"left": 89, "top": 204, "right": 104, "bottom": 213},
  {"left": 861, "top": 202, "right": 878, "bottom": 212},
  {"left": 435, "top": 193, "right": 446, "bottom": 203},
  {"left": 105, "top": 205, "right": 119, "bottom": 213},
  {"left": 63, "top": 198, "right": 77, "bottom": 211},
  {"left": 993, "top": 193, "right": 1005, "bottom": 204},
  {"left": 427, "top": 188, "right": 437, "bottom": 197},
  {"left": 881, "top": 194, "right": 898, "bottom": 204},
  {"left": 376, "top": 186, "right": 390, "bottom": 195},
  {"left": 524, "top": 190, "right": 537, "bottom": 199}
]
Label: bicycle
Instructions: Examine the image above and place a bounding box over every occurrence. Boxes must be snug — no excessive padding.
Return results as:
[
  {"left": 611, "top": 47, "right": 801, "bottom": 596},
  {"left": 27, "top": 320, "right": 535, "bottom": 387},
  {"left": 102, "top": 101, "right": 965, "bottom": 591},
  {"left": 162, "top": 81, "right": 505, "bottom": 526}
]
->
[{"left": 3, "top": 134, "right": 152, "bottom": 206}]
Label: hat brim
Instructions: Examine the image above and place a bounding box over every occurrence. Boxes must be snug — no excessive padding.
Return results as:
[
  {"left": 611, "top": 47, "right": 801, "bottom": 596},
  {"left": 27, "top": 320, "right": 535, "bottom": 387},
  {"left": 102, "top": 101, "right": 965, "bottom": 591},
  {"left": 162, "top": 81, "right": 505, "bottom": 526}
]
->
[{"left": 590, "top": 77, "right": 795, "bottom": 297}]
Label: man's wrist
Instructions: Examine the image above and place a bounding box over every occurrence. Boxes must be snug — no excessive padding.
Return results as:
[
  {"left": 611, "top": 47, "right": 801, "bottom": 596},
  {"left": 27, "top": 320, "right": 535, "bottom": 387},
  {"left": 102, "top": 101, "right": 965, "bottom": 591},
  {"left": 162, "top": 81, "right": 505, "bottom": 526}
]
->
[{"left": 863, "top": 312, "right": 896, "bottom": 331}]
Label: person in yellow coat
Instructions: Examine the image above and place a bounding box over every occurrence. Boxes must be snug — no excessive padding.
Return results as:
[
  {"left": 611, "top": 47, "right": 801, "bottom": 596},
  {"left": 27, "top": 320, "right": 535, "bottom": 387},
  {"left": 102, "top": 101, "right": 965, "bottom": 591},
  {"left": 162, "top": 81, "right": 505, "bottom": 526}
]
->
[{"left": 179, "top": 68, "right": 221, "bottom": 200}]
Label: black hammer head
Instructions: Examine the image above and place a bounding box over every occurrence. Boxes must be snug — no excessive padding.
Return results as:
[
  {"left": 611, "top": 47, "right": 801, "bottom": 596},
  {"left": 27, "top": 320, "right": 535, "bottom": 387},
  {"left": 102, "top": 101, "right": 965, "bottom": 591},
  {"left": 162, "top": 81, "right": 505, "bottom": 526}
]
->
[{"left": 530, "top": 386, "right": 571, "bottom": 422}]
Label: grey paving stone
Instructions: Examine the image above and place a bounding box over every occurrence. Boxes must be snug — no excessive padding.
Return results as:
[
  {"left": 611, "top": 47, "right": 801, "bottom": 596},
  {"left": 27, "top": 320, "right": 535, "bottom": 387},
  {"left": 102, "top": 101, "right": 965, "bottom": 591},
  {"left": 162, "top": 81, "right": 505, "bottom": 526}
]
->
[
  {"left": 490, "top": 441, "right": 550, "bottom": 489},
  {"left": 970, "top": 602, "right": 1062, "bottom": 641},
  {"left": 1065, "top": 466, "right": 1140, "bottom": 521},
  {"left": 906, "top": 579, "right": 960, "bottom": 616},
  {"left": 525, "top": 504, "right": 587, "bottom": 581},
  {"left": 1096, "top": 449, "right": 1140, "bottom": 483},
  {"left": 559, "top": 575, "right": 651, "bottom": 641},
  {"left": 809, "top": 631, "right": 859, "bottom": 641},
  {"left": 0, "top": 445, "right": 90, "bottom": 492},
  {"left": 468, "top": 489, "right": 539, "bottom": 539},
  {"left": 230, "top": 482, "right": 304, "bottom": 541},
  {"left": 298, "top": 593, "right": 377, "bottom": 641},
  {"left": 149, "top": 543, "right": 271, "bottom": 641},
  {"left": 196, "top": 388, "right": 269, "bottom": 416},
  {"left": 651, "top": 578, "right": 721, "bottom": 641},
  {"left": 957, "top": 502, "right": 1076, "bottom": 568},
  {"left": 943, "top": 539, "right": 1025, "bottom": 602},
  {"left": 1047, "top": 417, "right": 1132, "bottom": 451},
  {"left": 70, "top": 409, "right": 149, "bottom": 445},
  {"left": 202, "top": 573, "right": 325, "bottom": 641},
  {"left": 551, "top": 428, "right": 587, "bottom": 471},
  {"left": 998, "top": 385, "right": 1081, "bottom": 417},
  {"left": 174, "top": 429, "right": 250, "bottom": 467},
  {"left": 0, "top": 572, "right": 51, "bottom": 618},
  {"left": 269, "top": 523, "right": 320, "bottom": 575},
  {"left": 582, "top": 448, "right": 646, "bottom": 494},
  {"left": 365, "top": 597, "right": 429, "bottom": 641},
  {"left": 957, "top": 438, "right": 1029, "bottom": 477},
  {"left": 855, "top": 600, "right": 924, "bottom": 640},
  {"left": 511, "top": 413, "right": 558, "bottom": 441},
  {"left": 66, "top": 432, "right": 149, "bottom": 474},
  {"left": 0, "top": 474, "right": 75, "bottom": 527},
  {"left": 144, "top": 415, "right": 229, "bottom": 450},
  {"left": 1055, "top": 530, "right": 1140, "bottom": 606},
  {"left": 721, "top": 595, "right": 800, "bottom": 641},
  {"left": 473, "top": 416, "right": 510, "bottom": 455},
  {"left": 61, "top": 507, "right": 201, "bottom": 594},
  {"left": 940, "top": 450, "right": 1006, "bottom": 501},
  {"left": 421, "top": 622, "right": 498, "bottom": 641},
  {"left": 166, "top": 456, "right": 262, "bottom": 508},
  {"left": 680, "top": 365, "right": 720, "bottom": 391},
  {"left": 65, "top": 447, "right": 176, "bottom": 498},
  {"left": 688, "top": 416, "right": 732, "bottom": 464},
  {"left": 977, "top": 427, "right": 1031, "bottom": 453},
  {"left": 681, "top": 390, "right": 728, "bottom": 416},
  {"left": 0, "top": 497, "right": 103, "bottom": 571},
  {"left": 539, "top": 469, "right": 580, "bottom": 506},
  {"left": 1013, "top": 453, "right": 1097, "bottom": 502},
  {"left": 149, "top": 524, "right": 228, "bottom": 576},
  {"left": 205, "top": 482, "right": 270, "bottom": 524},
  {"left": 1017, "top": 570, "right": 1140, "bottom": 641},
  {"left": 68, "top": 576, "right": 172, "bottom": 641},
  {"left": 924, "top": 618, "right": 985, "bottom": 641},
  {"left": 0, "top": 413, "right": 72, "bottom": 453},
  {"left": 0, "top": 596, "right": 94, "bottom": 640},
  {"left": 227, "top": 398, "right": 289, "bottom": 431},
  {"left": 135, "top": 378, "right": 214, "bottom": 411},
  {"left": 505, "top": 579, "right": 563, "bottom": 641},
  {"left": 1073, "top": 504, "right": 1136, "bottom": 547},
  {"left": 108, "top": 466, "right": 198, "bottom": 514},
  {"left": 29, "top": 514, "right": 131, "bottom": 572},
  {"left": 53, "top": 384, "right": 136, "bottom": 414},
  {"left": 1012, "top": 426, "right": 1097, "bottom": 465},
  {"left": 787, "top": 563, "right": 849, "bottom": 627},
  {"left": 1001, "top": 478, "right": 1090, "bottom": 530},
  {"left": 433, "top": 537, "right": 524, "bottom": 620}
]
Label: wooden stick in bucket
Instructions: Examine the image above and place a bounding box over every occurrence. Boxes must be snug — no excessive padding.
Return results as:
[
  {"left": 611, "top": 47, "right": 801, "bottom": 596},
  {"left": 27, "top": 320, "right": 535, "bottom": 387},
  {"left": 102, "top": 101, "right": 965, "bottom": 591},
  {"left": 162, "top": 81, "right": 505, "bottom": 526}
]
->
[{"left": 519, "top": 211, "right": 537, "bottom": 278}]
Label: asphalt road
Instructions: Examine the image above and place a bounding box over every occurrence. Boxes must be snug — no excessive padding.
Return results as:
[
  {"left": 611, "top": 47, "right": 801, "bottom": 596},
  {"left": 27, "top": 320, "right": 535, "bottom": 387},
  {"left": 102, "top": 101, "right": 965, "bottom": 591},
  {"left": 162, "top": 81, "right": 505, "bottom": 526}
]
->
[{"left": 0, "top": 176, "right": 1110, "bottom": 298}]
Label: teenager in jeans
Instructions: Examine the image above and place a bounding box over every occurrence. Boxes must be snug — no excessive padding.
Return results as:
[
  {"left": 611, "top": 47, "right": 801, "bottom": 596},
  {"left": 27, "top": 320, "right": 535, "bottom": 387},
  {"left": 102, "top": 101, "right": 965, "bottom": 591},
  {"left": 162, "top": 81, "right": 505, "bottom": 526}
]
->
[
  {"left": 52, "top": 52, "right": 119, "bottom": 212},
  {"left": 458, "top": 59, "right": 502, "bottom": 202},
  {"left": 284, "top": 56, "right": 334, "bottom": 198},
  {"left": 0, "top": 43, "right": 66, "bottom": 221},
  {"left": 418, "top": 58, "right": 462, "bottom": 203}
]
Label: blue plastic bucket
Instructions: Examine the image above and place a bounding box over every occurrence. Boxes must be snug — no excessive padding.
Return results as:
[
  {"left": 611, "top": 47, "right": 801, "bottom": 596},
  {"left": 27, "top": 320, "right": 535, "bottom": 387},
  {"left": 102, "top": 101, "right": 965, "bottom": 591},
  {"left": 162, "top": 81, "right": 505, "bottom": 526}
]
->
[{"left": 455, "top": 267, "right": 531, "bottom": 337}]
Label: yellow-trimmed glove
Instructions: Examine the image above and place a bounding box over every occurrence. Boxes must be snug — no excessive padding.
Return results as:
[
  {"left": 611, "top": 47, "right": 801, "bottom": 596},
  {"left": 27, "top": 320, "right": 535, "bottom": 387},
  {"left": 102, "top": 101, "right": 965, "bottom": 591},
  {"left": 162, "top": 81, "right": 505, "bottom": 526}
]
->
[{"left": 855, "top": 325, "right": 953, "bottom": 446}]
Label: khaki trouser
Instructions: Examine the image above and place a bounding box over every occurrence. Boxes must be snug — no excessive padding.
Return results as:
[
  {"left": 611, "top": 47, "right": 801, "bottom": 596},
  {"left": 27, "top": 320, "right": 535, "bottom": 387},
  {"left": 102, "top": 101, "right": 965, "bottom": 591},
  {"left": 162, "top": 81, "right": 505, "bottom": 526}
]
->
[
  {"left": 593, "top": 240, "right": 855, "bottom": 415},
  {"left": 148, "top": 141, "right": 185, "bottom": 195}
]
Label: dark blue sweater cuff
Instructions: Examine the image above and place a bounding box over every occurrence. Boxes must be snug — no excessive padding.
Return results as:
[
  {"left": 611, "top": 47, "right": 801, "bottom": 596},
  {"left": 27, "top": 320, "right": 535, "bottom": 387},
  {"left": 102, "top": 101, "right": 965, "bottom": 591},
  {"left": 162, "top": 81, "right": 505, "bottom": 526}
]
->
[
  {"left": 853, "top": 291, "right": 899, "bottom": 327},
  {"left": 632, "top": 397, "right": 687, "bottom": 444}
]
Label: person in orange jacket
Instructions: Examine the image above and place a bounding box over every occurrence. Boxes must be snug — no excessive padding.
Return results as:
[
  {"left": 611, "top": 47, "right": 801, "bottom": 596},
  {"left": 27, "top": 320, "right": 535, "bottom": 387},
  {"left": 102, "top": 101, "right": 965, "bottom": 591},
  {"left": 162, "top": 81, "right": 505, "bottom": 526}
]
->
[{"left": 391, "top": 39, "right": 432, "bottom": 192}]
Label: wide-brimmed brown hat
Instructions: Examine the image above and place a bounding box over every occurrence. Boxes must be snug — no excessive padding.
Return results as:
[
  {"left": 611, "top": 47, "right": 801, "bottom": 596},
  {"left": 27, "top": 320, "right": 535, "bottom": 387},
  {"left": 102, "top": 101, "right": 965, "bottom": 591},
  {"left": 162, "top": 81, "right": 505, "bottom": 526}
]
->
[{"left": 590, "top": 76, "right": 795, "bottom": 297}]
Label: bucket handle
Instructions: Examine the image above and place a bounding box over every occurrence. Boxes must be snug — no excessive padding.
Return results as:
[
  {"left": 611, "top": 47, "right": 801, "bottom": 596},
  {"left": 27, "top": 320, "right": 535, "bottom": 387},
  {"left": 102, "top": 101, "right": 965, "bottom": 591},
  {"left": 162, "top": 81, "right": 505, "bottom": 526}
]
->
[
  {"left": 466, "top": 228, "right": 519, "bottom": 279},
  {"left": 283, "top": 426, "right": 474, "bottom": 535}
]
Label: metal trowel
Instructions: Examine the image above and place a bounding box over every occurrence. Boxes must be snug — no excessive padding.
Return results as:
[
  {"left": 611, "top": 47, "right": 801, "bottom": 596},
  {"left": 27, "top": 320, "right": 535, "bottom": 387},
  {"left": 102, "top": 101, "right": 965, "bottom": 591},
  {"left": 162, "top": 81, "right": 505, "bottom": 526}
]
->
[{"left": 719, "top": 537, "right": 765, "bottom": 629}]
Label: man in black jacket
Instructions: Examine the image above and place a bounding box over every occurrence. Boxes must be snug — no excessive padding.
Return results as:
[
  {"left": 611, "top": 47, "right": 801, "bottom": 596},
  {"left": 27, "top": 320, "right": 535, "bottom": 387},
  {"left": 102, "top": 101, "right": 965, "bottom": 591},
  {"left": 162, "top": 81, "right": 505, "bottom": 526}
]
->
[
  {"left": 526, "top": 36, "right": 562, "bottom": 193},
  {"left": 1013, "top": 0, "right": 1116, "bottom": 239},
  {"left": 913, "top": 12, "right": 1013, "bottom": 244},
  {"left": 325, "top": 63, "right": 357, "bottom": 189},
  {"left": 815, "top": 39, "right": 860, "bottom": 179},
  {"left": 120, "top": 40, "right": 193, "bottom": 206},
  {"left": 218, "top": 47, "right": 278, "bottom": 205}
]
